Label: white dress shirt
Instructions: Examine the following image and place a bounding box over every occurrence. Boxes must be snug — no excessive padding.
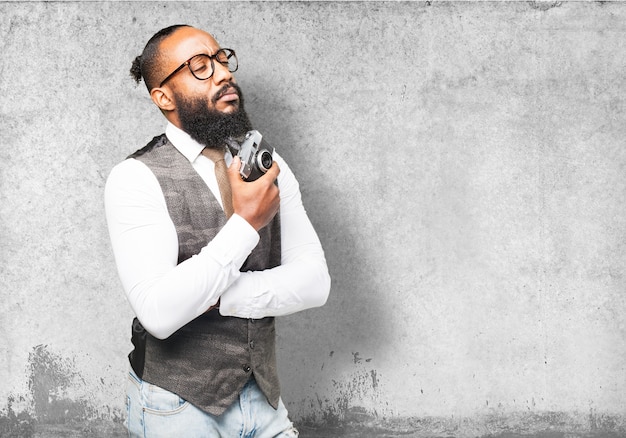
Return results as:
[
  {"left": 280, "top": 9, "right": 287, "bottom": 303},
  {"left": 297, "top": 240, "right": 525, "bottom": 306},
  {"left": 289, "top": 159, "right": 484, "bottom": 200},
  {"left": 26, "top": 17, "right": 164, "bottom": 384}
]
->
[{"left": 105, "top": 123, "right": 330, "bottom": 339}]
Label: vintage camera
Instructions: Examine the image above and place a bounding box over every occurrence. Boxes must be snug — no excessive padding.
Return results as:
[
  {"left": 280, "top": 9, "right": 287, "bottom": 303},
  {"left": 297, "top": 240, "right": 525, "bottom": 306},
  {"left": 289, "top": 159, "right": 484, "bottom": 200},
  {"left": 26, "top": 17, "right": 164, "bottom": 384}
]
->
[{"left": 233, "top": 130, "right": 274, "bottom": 181}]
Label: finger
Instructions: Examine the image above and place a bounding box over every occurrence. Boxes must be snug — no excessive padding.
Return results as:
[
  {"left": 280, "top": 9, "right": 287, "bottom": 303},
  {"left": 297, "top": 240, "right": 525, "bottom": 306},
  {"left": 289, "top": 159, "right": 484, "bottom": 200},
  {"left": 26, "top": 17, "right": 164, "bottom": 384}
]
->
[{"left": 264, "top": 161, "right": 280, "bottom": 180}]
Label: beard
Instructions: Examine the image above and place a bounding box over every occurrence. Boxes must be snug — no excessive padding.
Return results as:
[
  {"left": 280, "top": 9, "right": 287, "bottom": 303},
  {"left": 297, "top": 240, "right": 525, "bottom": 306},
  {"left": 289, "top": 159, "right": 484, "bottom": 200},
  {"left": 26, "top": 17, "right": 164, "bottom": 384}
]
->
[{"left": 177, "top": 83, "right": 253, "bottom": 149}]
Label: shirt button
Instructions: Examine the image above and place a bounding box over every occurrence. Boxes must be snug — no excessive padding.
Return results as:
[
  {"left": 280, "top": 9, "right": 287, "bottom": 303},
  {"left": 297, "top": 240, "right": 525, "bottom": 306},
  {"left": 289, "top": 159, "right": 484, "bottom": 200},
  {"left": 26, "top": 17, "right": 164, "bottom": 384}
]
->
[
  {"left": 249, "top": 341, "right": 255, "bottom": 350},
  {"left": 243, "top": 364, "right": 251, "bottom": 373}
]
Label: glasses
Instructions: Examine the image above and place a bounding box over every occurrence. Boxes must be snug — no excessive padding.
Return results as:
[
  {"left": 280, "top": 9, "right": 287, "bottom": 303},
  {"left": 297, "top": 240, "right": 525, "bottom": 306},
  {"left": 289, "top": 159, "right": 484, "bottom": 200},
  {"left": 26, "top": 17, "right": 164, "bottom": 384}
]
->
[{"left": 158, "top": 48, "right": 238, "bottom": 88}]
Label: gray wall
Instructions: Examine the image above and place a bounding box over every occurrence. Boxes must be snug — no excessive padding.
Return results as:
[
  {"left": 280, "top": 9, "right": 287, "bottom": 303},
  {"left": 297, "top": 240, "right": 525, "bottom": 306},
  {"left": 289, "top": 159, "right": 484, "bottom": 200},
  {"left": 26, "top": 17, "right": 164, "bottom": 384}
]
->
[{"left": 1, "top": 2, "right": 625, "bottom": 436}]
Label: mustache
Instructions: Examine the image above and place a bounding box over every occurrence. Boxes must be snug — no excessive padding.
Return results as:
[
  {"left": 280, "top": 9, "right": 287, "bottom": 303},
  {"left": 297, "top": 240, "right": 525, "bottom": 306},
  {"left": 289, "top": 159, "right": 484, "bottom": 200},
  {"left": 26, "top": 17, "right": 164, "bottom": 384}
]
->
[{"left": 212, "top": 82, "right": 241, "bottom": 104}]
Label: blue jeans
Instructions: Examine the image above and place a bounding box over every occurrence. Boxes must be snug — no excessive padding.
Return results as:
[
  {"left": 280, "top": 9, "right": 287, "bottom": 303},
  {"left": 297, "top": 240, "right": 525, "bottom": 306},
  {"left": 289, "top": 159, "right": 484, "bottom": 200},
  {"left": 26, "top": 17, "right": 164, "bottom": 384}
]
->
[{"left": 126, "top": 369, "right": 299, "bottom": 438}]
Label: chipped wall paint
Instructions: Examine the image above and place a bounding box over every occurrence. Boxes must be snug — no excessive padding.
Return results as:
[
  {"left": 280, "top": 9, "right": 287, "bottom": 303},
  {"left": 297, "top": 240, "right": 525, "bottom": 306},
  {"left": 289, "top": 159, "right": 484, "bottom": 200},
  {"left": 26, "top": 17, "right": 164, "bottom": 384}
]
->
[
  {"left": 2, "top": 2, "right": 626, "bottom": 436},
  {"left": 28, "top": 345, "right": 87, "bottom": 423},
  {"left": 1, "top": 345, "right": 125, "bottom": 436}
]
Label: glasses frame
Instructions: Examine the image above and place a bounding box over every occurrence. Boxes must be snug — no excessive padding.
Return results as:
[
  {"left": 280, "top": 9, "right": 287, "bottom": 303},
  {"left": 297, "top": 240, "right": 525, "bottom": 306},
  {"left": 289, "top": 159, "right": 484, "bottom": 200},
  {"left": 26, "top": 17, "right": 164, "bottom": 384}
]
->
[{"left": 158, "top": 48, "right": 238, "bottom": 88}]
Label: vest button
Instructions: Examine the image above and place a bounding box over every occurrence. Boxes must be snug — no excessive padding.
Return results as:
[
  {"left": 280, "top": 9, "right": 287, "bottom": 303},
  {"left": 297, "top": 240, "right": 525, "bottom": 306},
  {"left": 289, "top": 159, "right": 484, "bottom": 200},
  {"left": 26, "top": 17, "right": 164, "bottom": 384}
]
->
[{"left": 243, "top": 364, "right": 251, "bottom": 373}]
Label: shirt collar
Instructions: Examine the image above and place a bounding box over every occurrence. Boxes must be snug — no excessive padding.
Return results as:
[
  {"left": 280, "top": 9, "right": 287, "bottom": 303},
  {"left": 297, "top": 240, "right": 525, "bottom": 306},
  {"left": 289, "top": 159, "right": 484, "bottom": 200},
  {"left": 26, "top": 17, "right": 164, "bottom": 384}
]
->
[
  {"left": 165, "top": 122, "right": 233, "bottom": 166},
  {"left": 165, "top": 122, "right": 205, "bottom": 163}
]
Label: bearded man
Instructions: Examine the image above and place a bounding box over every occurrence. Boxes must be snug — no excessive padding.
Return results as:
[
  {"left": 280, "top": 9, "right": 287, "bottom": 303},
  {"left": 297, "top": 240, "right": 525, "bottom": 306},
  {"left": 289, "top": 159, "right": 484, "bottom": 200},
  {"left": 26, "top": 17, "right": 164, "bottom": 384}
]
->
[{"left": 104, "top": 24, "right": 330, "bottom": 437}]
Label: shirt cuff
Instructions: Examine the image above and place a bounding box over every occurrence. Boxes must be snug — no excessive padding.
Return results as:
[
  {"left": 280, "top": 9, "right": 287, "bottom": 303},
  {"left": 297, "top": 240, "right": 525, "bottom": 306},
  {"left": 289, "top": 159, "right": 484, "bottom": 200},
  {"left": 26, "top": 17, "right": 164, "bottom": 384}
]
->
[
  {"left": 218, "top": 271, "right": 272, "bottom": 318},
  {"left": 202, "top": 214, "right": 259, "bottom": 268}
]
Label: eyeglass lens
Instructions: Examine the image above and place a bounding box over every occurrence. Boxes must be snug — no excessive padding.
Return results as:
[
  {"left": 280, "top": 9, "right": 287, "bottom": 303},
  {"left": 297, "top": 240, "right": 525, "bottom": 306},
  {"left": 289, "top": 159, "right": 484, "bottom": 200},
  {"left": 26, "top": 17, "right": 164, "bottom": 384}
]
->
[{"left": 189, "top": 49, "right": 237, "bottom": 80}]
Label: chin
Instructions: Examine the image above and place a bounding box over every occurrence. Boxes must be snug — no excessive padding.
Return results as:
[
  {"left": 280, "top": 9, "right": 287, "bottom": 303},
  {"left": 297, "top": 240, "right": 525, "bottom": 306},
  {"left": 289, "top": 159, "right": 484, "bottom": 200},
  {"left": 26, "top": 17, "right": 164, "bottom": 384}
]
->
[{"left": 220, "top": 103, "right": 240, "bottom": 114}]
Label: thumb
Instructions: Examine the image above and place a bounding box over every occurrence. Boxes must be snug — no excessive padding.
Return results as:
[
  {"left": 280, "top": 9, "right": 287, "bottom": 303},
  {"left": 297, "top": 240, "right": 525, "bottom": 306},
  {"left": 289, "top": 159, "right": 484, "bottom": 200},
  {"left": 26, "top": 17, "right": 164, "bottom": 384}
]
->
[
  {"left": 227, "top": 156, "right": 242, "bottom": 182},
  {"left": 264, "top": 160, "right": 280, "bottom": 180}
]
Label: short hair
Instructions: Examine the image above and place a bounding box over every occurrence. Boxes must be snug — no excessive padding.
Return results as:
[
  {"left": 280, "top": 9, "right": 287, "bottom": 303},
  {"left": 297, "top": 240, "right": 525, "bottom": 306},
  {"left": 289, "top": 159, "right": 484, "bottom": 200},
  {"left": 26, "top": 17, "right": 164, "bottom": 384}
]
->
[{"left": 130, "top": 24, "right": 191, "bottom": 91}]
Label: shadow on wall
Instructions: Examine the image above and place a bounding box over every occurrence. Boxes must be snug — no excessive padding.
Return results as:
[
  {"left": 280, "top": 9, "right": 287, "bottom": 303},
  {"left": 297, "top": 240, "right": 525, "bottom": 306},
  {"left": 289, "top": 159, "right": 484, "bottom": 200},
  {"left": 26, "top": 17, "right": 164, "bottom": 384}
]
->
[
  {"left": 301, "top": 178, "right": 397, "bottom": 425},
  {"left": 245, "top": 78, "right": 398, "bottom": 425}
]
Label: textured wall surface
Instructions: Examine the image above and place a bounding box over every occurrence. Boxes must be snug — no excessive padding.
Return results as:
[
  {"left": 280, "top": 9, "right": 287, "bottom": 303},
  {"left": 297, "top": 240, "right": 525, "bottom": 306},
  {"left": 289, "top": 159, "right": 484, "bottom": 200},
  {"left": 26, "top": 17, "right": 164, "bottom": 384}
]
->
[{"left": 1, "top": 2, "right": 625, "bottom": 437}]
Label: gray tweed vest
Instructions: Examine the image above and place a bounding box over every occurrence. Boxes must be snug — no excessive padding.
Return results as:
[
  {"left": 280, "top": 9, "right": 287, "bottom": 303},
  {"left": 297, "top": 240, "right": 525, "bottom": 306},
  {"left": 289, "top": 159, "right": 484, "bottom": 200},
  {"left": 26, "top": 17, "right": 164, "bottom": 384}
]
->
[{"left": 127, "top": 134, "right": 282, "bottom": 416}]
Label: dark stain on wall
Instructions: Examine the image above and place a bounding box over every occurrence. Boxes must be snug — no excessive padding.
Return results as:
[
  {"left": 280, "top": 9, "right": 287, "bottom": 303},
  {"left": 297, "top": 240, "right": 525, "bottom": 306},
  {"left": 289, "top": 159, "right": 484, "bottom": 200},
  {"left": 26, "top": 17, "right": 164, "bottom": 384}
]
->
[
  {"left": 296, "top": 354, "right": 626, "bottom": 437},
  {"left": 28, "top": 344, "right": 89, "bottom": 423},
  {"left": 0, "top": 394, "right": 35, "bottom": 437},
  {"left": 301, "top": 365, "right": 383, "bottom": 427},
  {"left": 1, "top": 345, "right": 125, "bottom": 437},
  {"left": 2, "top": 345, "right": 625, "bottom": 437},
  {"left": 297, "top": 411, "right": 626, "bottom": 438},
  {"left": 528, "top": 1, "right": 562, "bottom": 11}
]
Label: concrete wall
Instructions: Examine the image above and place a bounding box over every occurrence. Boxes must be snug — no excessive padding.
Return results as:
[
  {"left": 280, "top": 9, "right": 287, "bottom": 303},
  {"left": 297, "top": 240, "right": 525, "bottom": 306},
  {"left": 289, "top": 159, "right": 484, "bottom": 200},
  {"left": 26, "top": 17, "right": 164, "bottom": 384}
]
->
[{"left": 1, "top": 2, "right": 625, "bottom": 436}]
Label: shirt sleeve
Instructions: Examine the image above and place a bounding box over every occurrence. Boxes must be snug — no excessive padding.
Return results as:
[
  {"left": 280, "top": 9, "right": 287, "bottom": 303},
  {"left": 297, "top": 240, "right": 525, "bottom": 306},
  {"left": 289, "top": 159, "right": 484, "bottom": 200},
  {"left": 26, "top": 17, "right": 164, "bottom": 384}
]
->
[
  {"left": 218, "top": 154, "right": 331, "bottom": 319},
  {"left": 104, "top": 158, "right": 259, "bottom": 339}
]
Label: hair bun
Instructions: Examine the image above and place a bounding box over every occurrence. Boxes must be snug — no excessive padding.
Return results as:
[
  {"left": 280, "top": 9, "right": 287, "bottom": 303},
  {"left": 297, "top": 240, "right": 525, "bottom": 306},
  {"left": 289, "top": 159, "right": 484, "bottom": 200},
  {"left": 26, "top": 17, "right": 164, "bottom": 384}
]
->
[{"left": 130, "top": 55, "right": 143, "bottom": 84}]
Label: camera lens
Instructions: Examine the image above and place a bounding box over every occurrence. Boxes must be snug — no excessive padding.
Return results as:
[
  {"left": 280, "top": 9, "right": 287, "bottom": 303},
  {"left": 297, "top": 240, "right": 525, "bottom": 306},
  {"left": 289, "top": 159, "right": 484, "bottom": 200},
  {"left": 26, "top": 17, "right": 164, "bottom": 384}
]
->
[{"left": 257, "top": 150, "right": 273, "bottom": 172}]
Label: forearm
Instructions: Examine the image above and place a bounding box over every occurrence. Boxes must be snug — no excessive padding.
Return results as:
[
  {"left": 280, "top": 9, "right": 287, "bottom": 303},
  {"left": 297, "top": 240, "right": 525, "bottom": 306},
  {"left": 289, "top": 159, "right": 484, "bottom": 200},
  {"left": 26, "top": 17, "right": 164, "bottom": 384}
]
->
[
  {"left": 105, "top": 159, "right": 259, "bottom": 339},
  {"left": 118, "top": 216, "right": 258, "bottom": 339},
  {"left": 219, "top": 159, "right": 331, "bottom": 318},
  {"left": 218, "top": 243, "right": 330, "bottom": 318}
]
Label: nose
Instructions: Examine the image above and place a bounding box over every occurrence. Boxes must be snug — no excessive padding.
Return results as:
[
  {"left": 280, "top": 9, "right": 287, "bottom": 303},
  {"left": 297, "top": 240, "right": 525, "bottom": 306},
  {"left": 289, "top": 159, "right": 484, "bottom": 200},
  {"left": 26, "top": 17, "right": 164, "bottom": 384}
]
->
[{"left": 212, "top": 60, "right": 233, "bottom": 85}]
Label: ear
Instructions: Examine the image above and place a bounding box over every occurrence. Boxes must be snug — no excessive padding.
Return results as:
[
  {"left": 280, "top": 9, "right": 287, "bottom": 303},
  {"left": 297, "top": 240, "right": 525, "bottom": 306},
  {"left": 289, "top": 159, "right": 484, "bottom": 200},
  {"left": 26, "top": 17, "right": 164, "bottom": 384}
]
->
[{"left": 150, "top": 87, "right": 176, "bottom": 112}]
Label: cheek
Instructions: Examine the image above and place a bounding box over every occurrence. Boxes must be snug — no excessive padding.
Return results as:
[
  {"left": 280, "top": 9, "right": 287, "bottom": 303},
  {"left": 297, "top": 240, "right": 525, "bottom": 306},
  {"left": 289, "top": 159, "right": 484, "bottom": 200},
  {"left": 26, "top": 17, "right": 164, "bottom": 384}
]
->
[{"left": 175, "top": 79, "right": 216, "bottom": 101}]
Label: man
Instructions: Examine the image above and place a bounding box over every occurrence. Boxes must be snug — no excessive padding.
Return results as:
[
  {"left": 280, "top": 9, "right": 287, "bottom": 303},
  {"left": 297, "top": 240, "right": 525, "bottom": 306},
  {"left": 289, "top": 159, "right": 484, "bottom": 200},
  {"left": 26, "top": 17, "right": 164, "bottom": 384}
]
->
[{"left": 105, "top": 24, "right": 330, "bottom": 437}]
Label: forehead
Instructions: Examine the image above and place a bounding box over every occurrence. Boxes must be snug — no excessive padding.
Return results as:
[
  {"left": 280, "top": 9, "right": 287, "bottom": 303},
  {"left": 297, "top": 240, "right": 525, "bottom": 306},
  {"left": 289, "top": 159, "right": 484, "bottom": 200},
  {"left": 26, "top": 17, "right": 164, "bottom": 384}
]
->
[{"left": 160, "top": 27, "right": 220, "bottom": 66}]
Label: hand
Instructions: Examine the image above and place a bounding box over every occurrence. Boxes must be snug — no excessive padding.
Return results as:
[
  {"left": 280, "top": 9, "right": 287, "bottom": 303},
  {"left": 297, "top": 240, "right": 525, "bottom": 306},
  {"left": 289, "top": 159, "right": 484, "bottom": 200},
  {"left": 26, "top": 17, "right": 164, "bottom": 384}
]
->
[{"left": 227, "top": 156, "right": 280, "bottom": 231}]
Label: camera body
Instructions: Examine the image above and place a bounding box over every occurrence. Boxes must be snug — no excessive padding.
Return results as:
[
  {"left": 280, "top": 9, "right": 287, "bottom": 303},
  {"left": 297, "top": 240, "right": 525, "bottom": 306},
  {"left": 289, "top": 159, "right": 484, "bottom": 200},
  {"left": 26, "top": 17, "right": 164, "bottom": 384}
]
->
[{"left": 235, "top": 130, "right": 274, "bottom": 181}]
